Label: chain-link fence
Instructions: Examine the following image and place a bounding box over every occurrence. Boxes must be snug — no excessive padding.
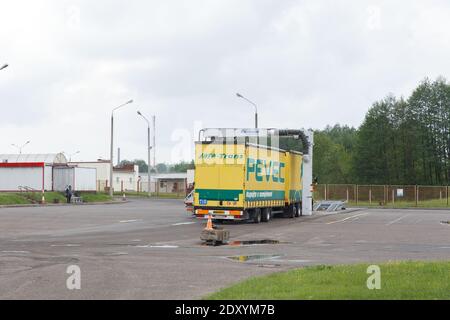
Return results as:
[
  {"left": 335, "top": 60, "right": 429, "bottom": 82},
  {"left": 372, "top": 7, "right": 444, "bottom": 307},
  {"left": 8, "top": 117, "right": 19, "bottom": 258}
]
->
[{"left": 315, "top": 184, "right": 450, "bottom": 207}]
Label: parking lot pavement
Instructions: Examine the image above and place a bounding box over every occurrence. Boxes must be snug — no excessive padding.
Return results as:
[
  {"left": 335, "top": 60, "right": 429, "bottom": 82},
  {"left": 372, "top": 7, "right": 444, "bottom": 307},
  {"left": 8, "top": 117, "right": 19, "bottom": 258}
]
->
[{"left": 0, "top": 199, "right": 449, "bottom": 299}]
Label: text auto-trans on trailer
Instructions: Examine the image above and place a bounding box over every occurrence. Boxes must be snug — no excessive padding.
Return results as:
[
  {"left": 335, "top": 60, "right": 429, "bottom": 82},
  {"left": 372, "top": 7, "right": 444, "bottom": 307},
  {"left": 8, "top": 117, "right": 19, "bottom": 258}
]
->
[{"left": 193, "top": 128, "right": 314, "bottom": 222}]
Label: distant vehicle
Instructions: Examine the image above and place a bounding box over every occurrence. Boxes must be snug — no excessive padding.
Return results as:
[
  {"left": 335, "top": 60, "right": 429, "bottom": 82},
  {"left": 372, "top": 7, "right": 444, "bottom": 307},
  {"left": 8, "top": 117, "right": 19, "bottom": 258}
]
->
[
  {"left": 184, "top": 190, "right": 194, "bottom": 214},
  {"left": 193, "top": 131, "right": 303, "bottom": 223}
]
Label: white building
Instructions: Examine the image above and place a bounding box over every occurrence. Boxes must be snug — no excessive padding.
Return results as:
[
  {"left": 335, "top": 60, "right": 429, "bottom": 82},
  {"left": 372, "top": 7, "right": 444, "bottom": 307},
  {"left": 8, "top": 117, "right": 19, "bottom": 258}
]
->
[
  {"left": 139, "top": 172, "right": 188, "bottom": 194},
  {"left": 0, "top": 153, "right": 67, "bottom": 192},
  {"left": 113, "top": 164, "right": 139, "bottom": 192},
  {"left": 69, "top": 160, "right": 111, "bottom": 192}
]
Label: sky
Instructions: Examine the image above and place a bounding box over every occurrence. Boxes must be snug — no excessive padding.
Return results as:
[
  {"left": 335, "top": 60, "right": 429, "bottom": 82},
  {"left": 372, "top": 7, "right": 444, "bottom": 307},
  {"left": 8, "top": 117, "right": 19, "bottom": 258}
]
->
[{"left": 1, "top": 0, "right": 449, "bottom": 164}]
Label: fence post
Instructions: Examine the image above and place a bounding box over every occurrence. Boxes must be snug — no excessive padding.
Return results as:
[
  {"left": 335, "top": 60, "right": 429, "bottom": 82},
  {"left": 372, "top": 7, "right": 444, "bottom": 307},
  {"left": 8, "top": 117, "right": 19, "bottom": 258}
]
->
[
  {"left": 447, "top": 185, "right": 449, "bottom": 207},
  {"left": 392, "top": 188, "right": 395, "bottom": 206},
  {"left": 383, "top": 185, "right": 386, "bottom": 205},
  {"left": 356, "top": 185, "right": 359, "bottom": 205},
  {"left": 346, "top": 188, "right": 349, "bottom": 202},
  {"left": 415, "top": 185, "right": 418, "bottom": 207},
  {"left": 325, "top": 184, "right": 328, "bottom": 201},
  {"left": 369, "top": 185, "right": 372, "bottom": 205},
  {"left": 417, "top": 185, "right": 420, "bottom": 206}
]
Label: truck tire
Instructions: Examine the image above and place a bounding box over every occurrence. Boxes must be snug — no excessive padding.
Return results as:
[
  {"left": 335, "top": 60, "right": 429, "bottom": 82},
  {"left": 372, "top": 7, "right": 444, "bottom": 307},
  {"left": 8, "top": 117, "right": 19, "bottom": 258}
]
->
[
  {"left": 252, "top": 209, "right": 261, "bottom": 224},
  {"left": 261, "top": 208, "right": 271, "bottom": 222},
  {"left": 286, "top": 204, "right": 295, "bottom": 219}
]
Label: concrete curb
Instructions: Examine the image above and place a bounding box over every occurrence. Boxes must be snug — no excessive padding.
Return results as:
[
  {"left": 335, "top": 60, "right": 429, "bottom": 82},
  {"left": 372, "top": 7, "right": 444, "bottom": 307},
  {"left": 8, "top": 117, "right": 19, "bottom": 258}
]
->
[{"left": 0, "top": 200, "right": 128, "bottom": 209}]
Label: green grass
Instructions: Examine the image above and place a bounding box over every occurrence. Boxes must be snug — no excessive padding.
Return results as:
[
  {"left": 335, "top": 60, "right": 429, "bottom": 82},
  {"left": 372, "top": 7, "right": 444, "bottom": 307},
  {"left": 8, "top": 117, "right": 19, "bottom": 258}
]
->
[
  {"left": 0, "top": 193, "right": 32, "bottom": 205},
  {"left": 114, "top": 191, "right": 185, "bottom": 199},
  {"left": 206, "top": 261, "right": 450, "bottom": 300},
  {"left": 0, "top": 192, "right": 112, "bottom": 205},
  {"left": 79, "top": 192, "right": 112, "bottom": 203},
  {"left": 347, "top": 198, "right": 449, "bottom": 208}
]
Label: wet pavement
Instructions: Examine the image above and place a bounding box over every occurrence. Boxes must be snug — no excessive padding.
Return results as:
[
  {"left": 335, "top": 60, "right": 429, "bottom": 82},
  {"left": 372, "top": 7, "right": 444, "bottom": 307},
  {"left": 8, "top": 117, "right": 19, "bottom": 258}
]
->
[{"left": 0, "top": 198, "right": 449, "bottom": 299}]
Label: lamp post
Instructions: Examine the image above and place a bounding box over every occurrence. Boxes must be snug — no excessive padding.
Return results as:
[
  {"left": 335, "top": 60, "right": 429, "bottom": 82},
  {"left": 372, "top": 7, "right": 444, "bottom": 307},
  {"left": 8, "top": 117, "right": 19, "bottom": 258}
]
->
[
  {"left": 109, "top": 100, "right": 133, "bottom": 197},
  {"left": 0, "top": 64, "right": 8, "bottom": 71},
  {"left": 11, "top": 140, "right": 30, "bottom": 154},
  {"left": 68, "top": 151, "right": 80, "bottom": 162},
  {"left": 236, "top": 92, "right": 258, "bottom": 128},
  {"left": 137, "top": 110, "right": 152, "bottom": 197}
]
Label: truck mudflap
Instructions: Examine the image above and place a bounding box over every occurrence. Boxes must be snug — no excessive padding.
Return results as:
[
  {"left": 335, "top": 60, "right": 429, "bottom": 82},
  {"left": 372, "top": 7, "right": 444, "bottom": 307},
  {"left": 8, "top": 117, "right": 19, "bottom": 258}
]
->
[{"left": 195, "top": 209, "right": 248, "bottom": 220}]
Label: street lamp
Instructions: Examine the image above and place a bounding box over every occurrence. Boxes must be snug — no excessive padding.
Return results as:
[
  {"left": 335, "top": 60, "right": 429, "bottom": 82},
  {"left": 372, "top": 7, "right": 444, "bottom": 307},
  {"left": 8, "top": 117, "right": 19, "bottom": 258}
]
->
[
  {"left": 109, "top": 99, "right": 133, "bottom": 197},
  {"left": 137, "top": 110, "right": 152, "bottom": 198},
  {"left": 11, "top": 140, "right": 30, "bottom": 154},
  {"left": 68, "top": 151, "right": 80, "bottom": 162},
  {"left": 236, "top": 93, "right": 258, "bottom": 128},
  {"left": 0, "top": 64, "right": 8, "bottom": 71}
]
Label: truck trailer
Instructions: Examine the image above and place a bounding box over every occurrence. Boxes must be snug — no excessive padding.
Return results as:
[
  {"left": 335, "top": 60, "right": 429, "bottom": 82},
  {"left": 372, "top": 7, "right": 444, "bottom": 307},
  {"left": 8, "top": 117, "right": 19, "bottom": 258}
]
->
[{"left": 193, "top": 135, "right": 303, "bottom": 223}]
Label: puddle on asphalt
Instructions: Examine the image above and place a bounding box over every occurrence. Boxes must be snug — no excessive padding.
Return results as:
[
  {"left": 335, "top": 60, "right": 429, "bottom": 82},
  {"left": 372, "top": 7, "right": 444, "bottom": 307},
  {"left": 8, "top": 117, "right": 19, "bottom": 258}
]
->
[
  {"left": 202, "top": 239, "right": 288, "bottom": 247},
  {"left": 228, "top": 239, "right": 289, "bottom": 246},
  {"left": 226, "top": 254, "right": 283, "bottom": 262}
]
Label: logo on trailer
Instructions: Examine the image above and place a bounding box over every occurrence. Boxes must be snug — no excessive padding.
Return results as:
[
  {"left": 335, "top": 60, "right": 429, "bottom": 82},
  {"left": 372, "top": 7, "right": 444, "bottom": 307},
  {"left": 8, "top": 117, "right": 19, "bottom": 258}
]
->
[{"left": 246, "top": 158, "right": 285, "bottom": 183}]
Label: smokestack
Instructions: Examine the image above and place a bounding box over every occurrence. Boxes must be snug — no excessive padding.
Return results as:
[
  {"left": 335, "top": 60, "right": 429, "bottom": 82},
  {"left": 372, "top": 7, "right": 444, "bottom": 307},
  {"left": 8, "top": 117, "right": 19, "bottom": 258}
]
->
[{"left": 117, "top": 147, "right": 121, "bottom": 166}]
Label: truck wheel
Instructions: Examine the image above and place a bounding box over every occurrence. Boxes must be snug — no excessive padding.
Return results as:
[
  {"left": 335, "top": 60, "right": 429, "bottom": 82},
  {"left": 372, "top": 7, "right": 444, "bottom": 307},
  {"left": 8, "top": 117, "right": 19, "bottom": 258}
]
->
[
  {"left": 252, "top": 209, "right": 261, "bottom": 224},
  {"left": 261, "top": 208, "right": 271, "bottom": 222},
  {"left": 294, "top": 204, "right": 300, "bottom": 218},
  {"left": 288, "top": 205, "right": 295, "bottom": 218}
]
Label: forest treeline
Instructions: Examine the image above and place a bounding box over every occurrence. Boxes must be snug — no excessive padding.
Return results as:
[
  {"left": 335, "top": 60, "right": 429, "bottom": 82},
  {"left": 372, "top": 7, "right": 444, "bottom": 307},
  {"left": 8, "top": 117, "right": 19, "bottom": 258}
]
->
[{"left": 313, "top": 77, "right": 450, "bottom": 186}]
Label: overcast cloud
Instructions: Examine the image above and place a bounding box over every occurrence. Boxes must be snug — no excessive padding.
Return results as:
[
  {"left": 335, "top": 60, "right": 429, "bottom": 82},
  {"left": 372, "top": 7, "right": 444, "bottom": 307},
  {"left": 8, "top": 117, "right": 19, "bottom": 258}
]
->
[{"left": 1, "top": 0, "right": 449, "bottom": 164}]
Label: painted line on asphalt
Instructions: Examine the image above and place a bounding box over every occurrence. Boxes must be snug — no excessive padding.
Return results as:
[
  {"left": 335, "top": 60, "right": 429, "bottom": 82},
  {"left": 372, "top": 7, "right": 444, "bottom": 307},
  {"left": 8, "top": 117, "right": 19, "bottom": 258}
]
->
[
  {"left": 1, "top": 250, "right": 30, "bottom": 254},
  {"left": 326, "top": 212, "right": 369, "bottom": 224},
  {"left": 135, "top": 244, "right": 179, "bottom": 248},
  {"left": 119, "top": 219, "right": 142, "bottom": 223},
  {"left": 386, "top": 214, "right": 410, "bottom": 225},
  {"left": 171, "top": 222, "right": 196, "bottom": 226},
  {"left": 51, "top": 244, "right": 81, "bottom": 247}
]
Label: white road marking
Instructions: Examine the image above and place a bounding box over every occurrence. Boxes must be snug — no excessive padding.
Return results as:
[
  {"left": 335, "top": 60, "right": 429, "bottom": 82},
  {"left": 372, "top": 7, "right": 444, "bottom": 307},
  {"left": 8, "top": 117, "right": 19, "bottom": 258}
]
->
[
  {"left": 106, "top": 252, "right": 128, "bottom": 256},
  {"left": 136, "top": 244, "right": 179, "bottom": 248},
  {"left": 51, "top": 244, "right": 81, "bottom": 247},
  {"left": 119, "top": 219, "right": 142, "bottom": 223},
  {"left": 386, "top": 214, "right": 410, "bottom": 225},
  {"left": 171, "top": 222, "right": 196, "bottom": 226},
  {"left": 326, "top": 212, "right": 369, "bottom": 224},
  {"left": 1, "top": 250, "right": 30, "bottom": 254}
]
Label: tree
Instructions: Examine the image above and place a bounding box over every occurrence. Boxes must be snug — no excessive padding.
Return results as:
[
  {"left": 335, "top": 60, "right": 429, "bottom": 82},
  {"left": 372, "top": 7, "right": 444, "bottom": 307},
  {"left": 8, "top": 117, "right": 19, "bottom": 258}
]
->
[
  {"left": 156, "top": 163, "right": 168, "bottom": 173},
  {"left": 171, "top": 160, "right": 195, "bottom": 173}
]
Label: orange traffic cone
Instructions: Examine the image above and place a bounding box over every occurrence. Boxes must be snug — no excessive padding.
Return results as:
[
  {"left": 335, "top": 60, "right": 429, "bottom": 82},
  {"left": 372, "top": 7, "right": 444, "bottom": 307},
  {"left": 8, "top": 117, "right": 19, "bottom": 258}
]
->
[{"left": 205, "top": 214, "right": 214, "bottom": 230}]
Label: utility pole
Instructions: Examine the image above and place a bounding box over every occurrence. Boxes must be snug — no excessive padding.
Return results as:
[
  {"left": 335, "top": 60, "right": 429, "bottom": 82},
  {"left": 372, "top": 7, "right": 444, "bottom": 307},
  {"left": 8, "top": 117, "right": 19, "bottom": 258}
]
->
[
  {"left": 109, "top": 100, "right": 133, "bottom": 197},
  {"left": 152, "top": 115, "right": 156, "bottom": 169},
  {"left": 137, "top": 111, "right": 152, "bottom": 197}
]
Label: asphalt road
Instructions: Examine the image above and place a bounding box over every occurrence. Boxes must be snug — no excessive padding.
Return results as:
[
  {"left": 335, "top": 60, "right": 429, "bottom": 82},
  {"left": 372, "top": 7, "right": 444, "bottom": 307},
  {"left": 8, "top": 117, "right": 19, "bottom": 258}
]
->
[{"left": 0, "top": 198, "right": 449, "bottom": 299}]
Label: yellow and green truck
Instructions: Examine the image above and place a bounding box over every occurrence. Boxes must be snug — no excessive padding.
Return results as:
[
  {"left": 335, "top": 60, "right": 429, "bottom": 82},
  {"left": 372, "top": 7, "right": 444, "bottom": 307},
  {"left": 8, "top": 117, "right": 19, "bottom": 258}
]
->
[{"left": 193, "top": 140, "right": 303, "bottom": 223}]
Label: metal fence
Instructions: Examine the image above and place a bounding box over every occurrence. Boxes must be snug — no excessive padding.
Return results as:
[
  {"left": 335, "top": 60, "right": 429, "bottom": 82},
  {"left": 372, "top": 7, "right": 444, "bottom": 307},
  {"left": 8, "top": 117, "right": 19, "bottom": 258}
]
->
[
  {"left": 96, "top": 180, "right": 187, "bottom": 197},
  {"left": 315, "top": 184, "right": 450, "bottom": 207}
]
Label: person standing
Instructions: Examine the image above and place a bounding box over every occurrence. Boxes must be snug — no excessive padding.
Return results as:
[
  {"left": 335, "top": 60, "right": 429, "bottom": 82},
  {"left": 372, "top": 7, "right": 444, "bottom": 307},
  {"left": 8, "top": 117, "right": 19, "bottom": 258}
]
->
[{"left": 65, "top": 185, "right": 73, "bottom": 203}]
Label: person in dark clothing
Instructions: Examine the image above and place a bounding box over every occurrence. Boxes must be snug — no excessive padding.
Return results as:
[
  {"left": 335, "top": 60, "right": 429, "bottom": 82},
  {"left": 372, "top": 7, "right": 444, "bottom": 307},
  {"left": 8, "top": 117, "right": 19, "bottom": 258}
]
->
[{"left": 65, "top": 185, "right": 73, "bottom": 203}]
